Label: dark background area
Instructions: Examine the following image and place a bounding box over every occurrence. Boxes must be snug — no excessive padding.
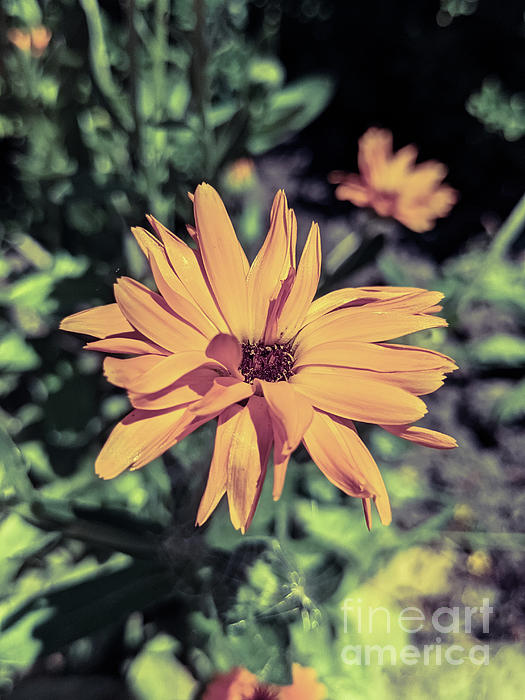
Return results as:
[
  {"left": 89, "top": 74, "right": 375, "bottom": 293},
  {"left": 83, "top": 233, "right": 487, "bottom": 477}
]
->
[{"left": 270, "top": 0, "right": 525, "bottom": 258}]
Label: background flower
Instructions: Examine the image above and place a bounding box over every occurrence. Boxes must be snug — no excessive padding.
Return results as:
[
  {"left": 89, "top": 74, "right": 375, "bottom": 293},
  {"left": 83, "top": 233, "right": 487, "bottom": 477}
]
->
[
  {"left": 329, "top": 127, "right": 458, "bottom": 232},
  {"left": 203, "top": 663, "right": 326, "bottom": 700}
]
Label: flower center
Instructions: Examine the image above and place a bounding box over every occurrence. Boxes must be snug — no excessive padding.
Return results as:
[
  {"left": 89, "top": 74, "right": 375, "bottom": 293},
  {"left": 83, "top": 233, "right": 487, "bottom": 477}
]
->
[
  {"left": 239, "top": 342, "right": 295, "bottom": 383},
  {"left": 244, "top": 687, "right": 279, "bottom": 700}
]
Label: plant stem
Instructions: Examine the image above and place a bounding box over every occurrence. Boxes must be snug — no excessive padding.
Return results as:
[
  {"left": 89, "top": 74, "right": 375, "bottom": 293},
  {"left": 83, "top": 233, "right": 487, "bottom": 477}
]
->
[{"left": 487, "top": 190, "right": 525, "bottom": 261}]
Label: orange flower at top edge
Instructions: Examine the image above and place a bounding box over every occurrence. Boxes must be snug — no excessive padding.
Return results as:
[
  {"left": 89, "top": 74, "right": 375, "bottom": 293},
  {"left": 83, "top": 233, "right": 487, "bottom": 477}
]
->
[
  {"left": 60, "top": 183, "right": 458, "bottom": 533},
  {"left": 329, "top": 128, "right": 458, "bottom": 232},
  {"left": 7, "top": 26, "right": 51, "bottom": 57},
  {"left": 203, "top": 663, "right": 327, "bottom": 700}
]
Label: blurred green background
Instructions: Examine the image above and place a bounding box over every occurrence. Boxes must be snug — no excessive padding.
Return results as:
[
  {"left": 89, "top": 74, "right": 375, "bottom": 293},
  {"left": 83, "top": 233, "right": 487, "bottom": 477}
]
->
[{"left": 1, "top": 0, "right": 525, "bottom": 698}]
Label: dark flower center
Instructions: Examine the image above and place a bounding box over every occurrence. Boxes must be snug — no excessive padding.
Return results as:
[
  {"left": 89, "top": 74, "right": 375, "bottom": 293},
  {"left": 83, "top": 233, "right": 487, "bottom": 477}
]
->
[
  {"left": 239, "top": 342, "right": 295, "bottom": 383},
  {"left": 244, "top": 687, "right": 279, "bottom": 700}
]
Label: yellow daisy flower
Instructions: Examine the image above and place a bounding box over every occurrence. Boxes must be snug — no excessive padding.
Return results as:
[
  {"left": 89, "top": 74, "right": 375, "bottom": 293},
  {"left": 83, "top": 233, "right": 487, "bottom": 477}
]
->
[{"left": 60, "top": 184, "right": 457, "bottom": 532}]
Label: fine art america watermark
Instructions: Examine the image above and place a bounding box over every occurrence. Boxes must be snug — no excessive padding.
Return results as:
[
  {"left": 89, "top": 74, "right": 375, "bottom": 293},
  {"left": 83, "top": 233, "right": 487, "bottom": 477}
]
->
[{"left": 340, "top": 598, "right": 493, "bottom": 666}]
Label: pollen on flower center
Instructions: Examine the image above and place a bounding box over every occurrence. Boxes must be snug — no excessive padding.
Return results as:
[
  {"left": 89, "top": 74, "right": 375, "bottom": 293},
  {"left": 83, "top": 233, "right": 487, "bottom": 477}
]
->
[{"left": 239, "top": 341, "right": 295, "bottom": 384}]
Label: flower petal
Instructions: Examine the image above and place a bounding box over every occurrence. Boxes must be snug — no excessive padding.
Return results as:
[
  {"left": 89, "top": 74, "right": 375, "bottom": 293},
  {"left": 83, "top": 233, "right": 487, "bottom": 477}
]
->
[
  {"left": 195, "top": 403, "right": 240, "bottom": 528},
  {"left": 132, "top": 226, "right": 219, "bottom": 338},
  {"left": 205, "top": 334, "right": 243, "bottom": 375},
  {"left": 302, "top": 287, "right": 423, "bottom": 326},
  {"left": 114, "top": 277, "right": 207, "bottom": 353},
  {"left": 247, "top": 190, "right": 292, "bottom": 341},
  {"left": 259, "top": 379, "right": 313, "bottom": 501},
  {"left": 273, "top": 222, "right": 322, "bottom": 343},
  {"left": 291, "top": 366, "right": 427, "bottom": 425},
  {"left": 95, "top": 407, "right": 188, "bottom": 479},
  {"left": 381, "top": 423, "right": 458, "bottom": 449},
  {"left": 130, "top": 368, "right": 218, "bottom": 410},
  {"left": 128, "top": 350, "right": 224, "bottom": 393},
  {"left": 103, "top": 355, "right": 166, "bottom": 389},
  {"left": 302, "top": 410, "right": 377, "bottom": 498},
  {"left": 281, "top": 664, "right": 327, "bottom": 700},
  {"left": 189, "top": 377, "right": 255, "bottom": 418},
  {"left": 226, "top": 396, "right": 273, "bottom": 533},
  {"left": 84, "top": 332, "right": 168, "bottom": 355},
  {"left": 365, "top": 290, "right": 444, "bottom": 313},
  {"left": 271, "top": 449, "right": 290, "bottom": 502},
  {"left": 358, "top": 128, "right": 393, "bottom": 189},
  {"left": 193, "top": 183, "right": 249, "bottom": 338},
  {"left": 60, "top": 303, "right": 133, "bottom": 338},
  {"left": 259, "top": 379, "right": 313, "bottom": 458},
  {"left": 147, "top": 215, "right": 229, "bottom": 333},
  {"left": 331, "top": 174, "right": 371, "bottom": 207},
  {"left": 295, "top": 307, "right": 447, "bottom": 351},
  {"left": 294, "top": 340, "right": 457, "bottom": 373}
]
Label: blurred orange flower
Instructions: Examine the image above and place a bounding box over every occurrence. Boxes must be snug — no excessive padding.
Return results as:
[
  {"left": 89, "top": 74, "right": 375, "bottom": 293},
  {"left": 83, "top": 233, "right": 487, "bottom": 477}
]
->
[
  {"left": 7, "top": 26, "right": 51, "bottom": 57},
  {"left": 60, "top": 183, "right": 457, "bottom": 532},
  {"left": 225, "top": 157, "right": 256, "bottom": 191},
  {"left": 203, "top": 663, "right": 326, "bottom": 700},
  {"left": 329, "top": 127, "right": 458, "bottom": 232}
]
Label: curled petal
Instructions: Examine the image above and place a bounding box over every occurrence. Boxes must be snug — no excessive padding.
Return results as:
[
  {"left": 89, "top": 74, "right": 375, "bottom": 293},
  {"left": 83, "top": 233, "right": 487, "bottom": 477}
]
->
[
  {"left": 189, "top": 377, "right": 255, "bottom": 418},
  {"left": 205, "top": 334, "right": 243, "bottom": 375}
]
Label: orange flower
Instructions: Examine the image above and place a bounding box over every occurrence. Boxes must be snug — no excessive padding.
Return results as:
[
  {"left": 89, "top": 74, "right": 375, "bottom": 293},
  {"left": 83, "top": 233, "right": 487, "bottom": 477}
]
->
[
  {"left": 329, "top": 128, "right": 458, "bottom": 232},
  {"left": 60, "top": 184, "right": 457, "bottom": 532},
  {"left": 203, "top": 663, "right": 326, "bottom": 700},
  {"left": 225, "top": 158, "right": 256, "bottom": 192},
  {"left": 7, "top": 26, "right": 51, "bottom": 57}
]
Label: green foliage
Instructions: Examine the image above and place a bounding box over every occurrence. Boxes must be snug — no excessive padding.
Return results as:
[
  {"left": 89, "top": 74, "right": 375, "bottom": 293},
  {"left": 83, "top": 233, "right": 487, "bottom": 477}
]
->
[
  {"left": 128, "top": 634, "right": 197, "bottom": 700},
  {"left": 467, "top": 79, "right": 525, "bottom": 141},
  {"left": 469, "top": 334, "right": 525, "bottom": 367}
]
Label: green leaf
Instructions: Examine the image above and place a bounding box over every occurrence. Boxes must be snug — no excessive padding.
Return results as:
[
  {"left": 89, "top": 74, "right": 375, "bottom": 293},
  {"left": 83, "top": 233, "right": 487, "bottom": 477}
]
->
[
  {"left": 79, "top": 0, "right": 133, "bottom": 131},
  {"left": 127, "top": 634, "right": 197, "bottom": 700},
  {"left": 494, "top": 379, "right": 525, "bottom": 423},
  {"left": 0, "top": 559, "right": 175, "bottom": 664},
  {"left": 0, "top": 331, "right": 40, "bottom": 372},
  {"left": 247, "top": 75, "right": 334, "bottom": 154},
  {"left": 469, "top": 334, "right": 525, "bottom": 367},
  {"left": 0, "top": 512, "right": 58, "bottom": 592},
  {"left": 0, "top": 423, "right": 35, "bottom": 502}
]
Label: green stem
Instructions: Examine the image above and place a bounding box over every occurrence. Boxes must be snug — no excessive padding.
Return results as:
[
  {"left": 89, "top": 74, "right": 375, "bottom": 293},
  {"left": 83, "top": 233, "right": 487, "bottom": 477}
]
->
[
  {"left": 126, "top": 0, "right": 141, "bottom": 171},
  {"left": 458, "top": 191, "right": 525, "bottom": 314},
  {"left": 191, "top": 0, "right": 211, "bottom": 171},
  {"left": 487, "top": 190, "right": 525, "bottom": 261}
]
